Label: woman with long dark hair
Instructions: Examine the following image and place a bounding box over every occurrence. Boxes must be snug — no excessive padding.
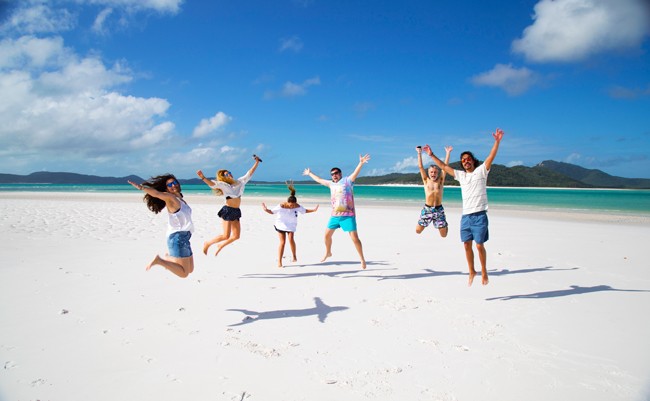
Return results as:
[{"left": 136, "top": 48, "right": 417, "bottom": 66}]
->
[{"left": 128, "top": 174, "right": 194, "bottom": 278}]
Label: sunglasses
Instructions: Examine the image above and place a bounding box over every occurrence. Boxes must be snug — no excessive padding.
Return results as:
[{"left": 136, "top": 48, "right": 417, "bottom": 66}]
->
[
  {"left": 166, "top": 180, "right": 179, "bottom": 188},
  {"left": 330, "top": 171, "right": 341, "bottom": 176}
]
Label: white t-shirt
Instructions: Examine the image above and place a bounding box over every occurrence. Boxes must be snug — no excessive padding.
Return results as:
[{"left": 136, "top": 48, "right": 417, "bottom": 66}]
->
[
  {"left": 209, "top": 171, "right": 252, "bottom": 198},
  {"left": 270, "top": 205, "right": 307, "bottom": 232},
  {"left": 454, "top": 163, "right": 489, "bottom": 215}
]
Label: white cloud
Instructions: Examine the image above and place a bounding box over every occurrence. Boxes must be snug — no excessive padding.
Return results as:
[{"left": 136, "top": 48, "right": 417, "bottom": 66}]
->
[
  {"left": 0, "top": 2, "right": 76, "bottom": 35},
  {"left": 607, "top": 84, "right": 650, "bottom": 99},
  {"left": 0, "top": 35, "right": 174, "bottom": 160},
  {"left": 82, "top": 0, "right": 183, "bottom": 14},
  {"left": 265, "top": 76, "right": 320, "bottom": 99},
  {"left": 92, "top": 8, "right": 114, "bottom": 35},
  {"left": 0, "top": 36, "right": 69, "bottom": 69},
  {"left": 471, "top": 63, "right": 539, "bottom": 96},
  {"left": 367, "top": 156, "right": 419, "bottom": 176},
  {"left": 192, "top": 111, "right": 232, "bottom": 138},
  {"left": 506, "top": 160, "right": 524, "bottom": 167},
  {"left": 512, "top": 0, "right": 650, "bottom": 63},
  {"left": 282, "top": 76, "right": 320, "bottom": 97},
  {"left": 279, "top": 36, "right": 303, "bottom": 52}
]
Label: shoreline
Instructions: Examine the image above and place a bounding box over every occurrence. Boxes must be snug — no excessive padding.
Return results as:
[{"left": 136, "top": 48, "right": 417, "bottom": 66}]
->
[{"left": 2, "top": 191, "right": 648, "bottom": 225}]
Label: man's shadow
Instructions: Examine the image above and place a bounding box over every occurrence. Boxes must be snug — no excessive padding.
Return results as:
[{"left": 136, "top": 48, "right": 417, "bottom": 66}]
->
[
  {"left": 486, "top": 284, "right": 650, "bottom": 301},
  {"left": 352, "top": 265, "right": 577, "bottom": 281},
  {"left": 227, "top": 297, "right": 349, "bottom": 327}
]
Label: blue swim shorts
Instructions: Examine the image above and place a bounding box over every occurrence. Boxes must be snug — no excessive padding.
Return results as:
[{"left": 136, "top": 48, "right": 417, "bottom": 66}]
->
[
  {"left": 218, "top": 205, "right": 242, "bottom": 221},
  {"left": 167, "top": 231, "right": 193, "bottom": 258},
  {"left": 327, "top": 216, "right": 357, "bottom": 232},
  {"left": 460, "top": 211, "right": 489, "bottom": 244}
]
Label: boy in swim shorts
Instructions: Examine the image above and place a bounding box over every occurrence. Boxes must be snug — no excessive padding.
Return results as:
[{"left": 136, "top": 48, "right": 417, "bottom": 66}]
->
[{"left": 416, "top": 145, "right": 452, "bottom": 237}]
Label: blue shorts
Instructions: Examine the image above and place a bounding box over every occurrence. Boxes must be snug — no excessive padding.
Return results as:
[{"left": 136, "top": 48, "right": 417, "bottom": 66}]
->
[
  {"left": 460, "top": 211, "right": 489, "bottom": 244},
  {"left": 167, "top": 231, "right": 193, "bottom": 258},
  {"left": 327, "top": 216, "right": 357, "bottom": 232}
]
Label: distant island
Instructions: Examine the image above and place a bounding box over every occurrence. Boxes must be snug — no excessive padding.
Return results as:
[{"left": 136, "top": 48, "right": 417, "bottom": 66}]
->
[{"left": 1, "top": 160, "right": 649, "bottom": 189}]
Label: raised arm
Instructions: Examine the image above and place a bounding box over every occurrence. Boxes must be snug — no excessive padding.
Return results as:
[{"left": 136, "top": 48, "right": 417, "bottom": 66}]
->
[
  {"left": 128, "top": 180, "right": 180, "bottom": 209},
  {"left": 303, "top": 168, "right": 331, "bottom": 186},
  {"left": 196, "top": 170, "right": 215, "bottom": 188},
  {"left": 423, "top": 145, "right": 455, "bottom": 178},
  {"left": 349, "top": 154, "right": 371, "bottom": 182},
  {"left": 416, "top": 146, "right": 427, "bottom": 184},
  {"left": 306, "top": 204, "right": 320, "bottom": 213},
  {"left": 483, "top": 128, "right": 504, "bottom": 171},
  {"left": 261, "top": 202, "right": 273, "bottom": 214},
  {"left": 441, "top": 146, "right": 453, "bottom": 180},
  {"left": 246, "top": 155, "right": 262, "bottom": 177}
]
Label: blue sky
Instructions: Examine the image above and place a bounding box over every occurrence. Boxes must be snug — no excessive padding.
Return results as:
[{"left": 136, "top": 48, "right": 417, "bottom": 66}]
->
[{"left": 1, "top": 0, "right": 649, "bottom": 181}]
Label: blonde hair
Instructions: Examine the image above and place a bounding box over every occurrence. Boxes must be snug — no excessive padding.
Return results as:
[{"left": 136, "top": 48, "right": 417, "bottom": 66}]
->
[{"left": 210, "top": 169, "right": 237, "bottom": 196}]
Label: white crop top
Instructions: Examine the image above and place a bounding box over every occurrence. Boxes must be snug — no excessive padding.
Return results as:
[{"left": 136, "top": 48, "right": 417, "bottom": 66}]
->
[{"left": 209, "top": 171, "right": 252, "bottom": 198}]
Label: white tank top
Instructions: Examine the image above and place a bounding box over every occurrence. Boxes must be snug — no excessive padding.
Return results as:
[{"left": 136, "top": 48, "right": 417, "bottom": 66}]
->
[{"left": 166, "top": 199, "right": 194, "bottom": 236}]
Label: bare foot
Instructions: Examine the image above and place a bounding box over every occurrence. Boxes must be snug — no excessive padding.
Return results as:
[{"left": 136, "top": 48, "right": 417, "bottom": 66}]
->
[
  {"left": 320, "top": 252, "right": 332, "bottom": 263},
  {"left": 482, "top": 273, "right": 489, "bottom": 285},
  {"left": 214, "top": 245, "right": 224, "bottom": 257},
  {"left": 146, "top": 255, "right": 161, "bottom": 271},
  {"left": 468, "top": 270, "right": 478, "bottom": 286},
  {"left": 278, "top": 262, "right": 283, "bottom": 268},
  {"left": 291, "top": 258, "right": 297, "bottom": 262},
  {"left": 202, "top": 241, "right": 210, "bottom": 255},
  {"left": 361, "top": 260, "right": 366, "bottom": 270}
]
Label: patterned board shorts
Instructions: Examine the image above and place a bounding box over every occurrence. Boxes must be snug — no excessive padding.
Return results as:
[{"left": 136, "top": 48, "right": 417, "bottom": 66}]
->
[{"left": 417, "top": 204, "right": 448, "bottom": 229}]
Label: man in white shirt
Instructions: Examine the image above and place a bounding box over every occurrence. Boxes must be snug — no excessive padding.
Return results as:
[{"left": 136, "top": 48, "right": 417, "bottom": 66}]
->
[{"left": 425, "top": 129, "right": 504, "bottom": 286}]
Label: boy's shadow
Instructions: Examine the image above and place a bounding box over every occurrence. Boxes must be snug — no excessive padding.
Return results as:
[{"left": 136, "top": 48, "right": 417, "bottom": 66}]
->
[{"left": 227, "top": 297, "right": 348, "bottom": 327}]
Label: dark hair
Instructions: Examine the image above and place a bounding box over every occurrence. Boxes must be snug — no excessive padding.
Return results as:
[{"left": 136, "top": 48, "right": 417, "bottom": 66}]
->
[
  {"left": 141, "top": 174, "right": 181, "bottom": 214},
  {"left": 460, "top": 151, "right": 480, "bottom": 171}
]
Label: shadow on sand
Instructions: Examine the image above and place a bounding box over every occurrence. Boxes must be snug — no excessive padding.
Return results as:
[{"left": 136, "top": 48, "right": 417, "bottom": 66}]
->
[
  {"left": 486, "top": 284, "right": 650, "bottom": 301},
  {"left": 227, "top": 297, "right": 348, "bottom": 327}
]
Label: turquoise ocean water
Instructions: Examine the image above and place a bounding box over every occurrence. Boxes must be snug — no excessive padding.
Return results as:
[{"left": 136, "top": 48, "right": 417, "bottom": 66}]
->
[{"left": 1, "top": 183, "right": 649, "bottom": 214}]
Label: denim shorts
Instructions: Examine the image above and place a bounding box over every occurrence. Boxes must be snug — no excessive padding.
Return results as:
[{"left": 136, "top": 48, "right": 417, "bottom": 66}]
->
[
  {"left": 167, "top": 231, "right": 193, "bottom": 258},
  {"left": 327, "top": 216, "right": 357, "bottom": 232},
  {"left": 460, "top": 211, "right": 489, "bottom": 244}
]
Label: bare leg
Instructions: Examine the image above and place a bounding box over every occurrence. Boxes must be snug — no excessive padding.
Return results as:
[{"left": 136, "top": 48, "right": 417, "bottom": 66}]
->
[
  {"left": 287, "top": 232, "right": 297, "bottom": 262},
  {"left": 476, "top": 243, "right": 488, "bottom": 285},
  {"left": 204, "top": 220, "right": 231, "bottom": 255},
  {"left": 321, "top": 229, "right": 335, "bottom": 262},
  {"left": 349, "top": 231, "right": 367, "bottom": 270},
  {"left": 277, "top": 231, "right": 286, "bottom": 267},
  {"left": 215, "top": 220, "right": 241, "bottom": 256},
  {"left": 464, "top": 241, "right": 478, "bottom": 286},
  {"left": 146, "top": 254, "right": 194, "bottom": 278},
  {"left": 415, "top": 224, "right": 425, "bottom": 234},
  {"left": 439, "top": 226, "right": 448, "bottom": 237}
]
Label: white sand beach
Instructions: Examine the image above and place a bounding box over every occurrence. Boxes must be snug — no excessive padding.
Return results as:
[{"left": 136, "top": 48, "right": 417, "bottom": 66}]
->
[{"left": 1, "top": 191, "right": 649, "bottom": 401}]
